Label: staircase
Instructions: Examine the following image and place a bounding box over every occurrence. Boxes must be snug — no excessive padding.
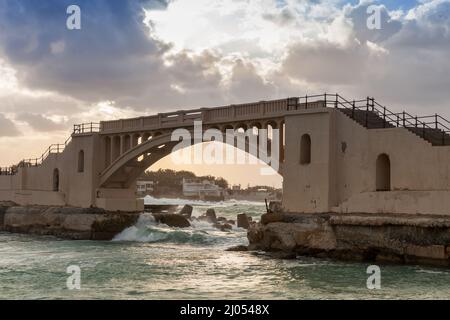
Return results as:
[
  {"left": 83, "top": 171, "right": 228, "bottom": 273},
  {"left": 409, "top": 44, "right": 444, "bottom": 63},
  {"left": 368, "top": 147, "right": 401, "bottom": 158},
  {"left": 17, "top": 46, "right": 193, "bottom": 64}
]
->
[{"left": 331, "top": 95, "right": 450, "bottom": 146}]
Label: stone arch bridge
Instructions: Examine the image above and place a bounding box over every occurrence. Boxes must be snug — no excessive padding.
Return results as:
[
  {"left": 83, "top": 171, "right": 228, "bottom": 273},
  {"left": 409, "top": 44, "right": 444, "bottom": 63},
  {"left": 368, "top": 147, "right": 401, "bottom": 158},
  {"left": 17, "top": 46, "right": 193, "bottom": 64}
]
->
[{"left": 2, "top": 94, "right": 450, "bottom": 215}]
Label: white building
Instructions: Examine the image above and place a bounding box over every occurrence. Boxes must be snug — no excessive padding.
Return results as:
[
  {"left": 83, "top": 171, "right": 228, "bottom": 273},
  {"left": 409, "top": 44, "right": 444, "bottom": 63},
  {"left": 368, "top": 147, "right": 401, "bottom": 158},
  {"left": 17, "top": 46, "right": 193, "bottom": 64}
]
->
[
  {"left": 182, "top": 178, "right": 224, "bottom": 200},
  {"left": 136, "top": 180, "right": 154, "bottom": 196}
]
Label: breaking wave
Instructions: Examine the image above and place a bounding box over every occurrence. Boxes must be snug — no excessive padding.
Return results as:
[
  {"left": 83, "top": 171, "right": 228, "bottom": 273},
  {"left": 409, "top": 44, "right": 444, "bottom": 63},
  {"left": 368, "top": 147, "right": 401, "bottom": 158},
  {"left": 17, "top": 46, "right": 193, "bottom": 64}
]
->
[{"left": 112, "top": 213, "right": 247, "bottom": 246}]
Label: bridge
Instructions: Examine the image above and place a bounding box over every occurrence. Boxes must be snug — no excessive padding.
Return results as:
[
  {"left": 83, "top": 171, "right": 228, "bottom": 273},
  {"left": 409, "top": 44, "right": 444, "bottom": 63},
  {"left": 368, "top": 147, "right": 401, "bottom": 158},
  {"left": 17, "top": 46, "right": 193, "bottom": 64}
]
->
[{"left": 2, "top": 93, "right": 450, "bottom": 214}]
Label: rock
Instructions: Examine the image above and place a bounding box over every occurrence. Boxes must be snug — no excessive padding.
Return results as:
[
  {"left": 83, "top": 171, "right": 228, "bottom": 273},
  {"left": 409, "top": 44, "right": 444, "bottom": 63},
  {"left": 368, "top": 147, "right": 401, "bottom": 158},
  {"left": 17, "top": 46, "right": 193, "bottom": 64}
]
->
[
  {"left": 226, "top": 245, "right": 248, "bottom": 252},
  {"left": 268, "top": 251, "right": 297, "bottom": 259},
  {"left": 217, "top": 217, "right": 227, "bottom": 222},
  {"left": 205, "top": 209, "right": 217, "bottom": 223},
  {"left": 237, "top": 213, "right": 250, "bottom": 229},
  {"left": 152, "top": 213, "right": 191, "bottom": 228},
  {"left": 179, "top": 205, "right": 193, "bottom": 219},
  {"left": 213, "top": 223, "right": 232, "bottom": 231},
  {"left": 260, "top": 212, "right": 284, "bottom": 225},
  {"left": 268, "top": 201, "right": 282, "bottom": 213}
]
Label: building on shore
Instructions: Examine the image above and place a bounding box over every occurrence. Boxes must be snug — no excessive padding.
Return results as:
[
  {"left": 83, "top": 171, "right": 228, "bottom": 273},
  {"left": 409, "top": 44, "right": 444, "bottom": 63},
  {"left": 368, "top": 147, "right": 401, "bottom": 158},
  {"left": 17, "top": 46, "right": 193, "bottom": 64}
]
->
[
  {"left": 182, "top": 178, "right": 225, "bottom": 201},
  {"left": 136, "top": 180, "right": 154, "bottom": 197}
]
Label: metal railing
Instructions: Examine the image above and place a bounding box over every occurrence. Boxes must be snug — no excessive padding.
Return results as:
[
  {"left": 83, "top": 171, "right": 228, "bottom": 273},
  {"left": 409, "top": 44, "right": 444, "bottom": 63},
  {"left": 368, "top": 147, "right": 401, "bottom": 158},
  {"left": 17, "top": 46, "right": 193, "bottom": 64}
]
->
[
  {"left": 0, "top": 122, "right": 100, "bottom": 176},
  {"left": 317, "top": 93, "right": 450, "bottom": 145},
  {"left": 73, "top": 122, "right": 100, "bottom": 134}
]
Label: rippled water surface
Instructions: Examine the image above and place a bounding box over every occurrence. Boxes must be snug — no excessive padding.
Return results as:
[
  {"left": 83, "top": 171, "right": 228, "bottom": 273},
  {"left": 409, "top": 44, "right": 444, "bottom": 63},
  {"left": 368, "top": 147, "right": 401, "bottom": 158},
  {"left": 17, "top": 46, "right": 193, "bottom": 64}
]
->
[{"left": 1, "top": 198, "right": 449, "bottom": 300}]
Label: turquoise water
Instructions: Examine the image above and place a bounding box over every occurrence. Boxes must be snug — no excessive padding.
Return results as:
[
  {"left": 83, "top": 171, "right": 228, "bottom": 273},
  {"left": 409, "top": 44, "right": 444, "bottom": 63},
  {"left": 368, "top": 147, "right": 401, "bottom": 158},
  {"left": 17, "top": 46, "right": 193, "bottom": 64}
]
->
[{"left": 0, "top": 199, "right": 450, "bottom": 300}]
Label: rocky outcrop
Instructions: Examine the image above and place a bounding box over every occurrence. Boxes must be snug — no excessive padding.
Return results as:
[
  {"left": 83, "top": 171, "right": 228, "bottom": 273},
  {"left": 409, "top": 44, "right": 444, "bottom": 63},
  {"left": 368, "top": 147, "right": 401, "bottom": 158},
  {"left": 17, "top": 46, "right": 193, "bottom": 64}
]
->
[
  {"left": 213, "top": 222, "right": 232, "bottom": 231},
  {"left": 152, "top": 213, "right": 191, "bottom": 228},
  {"left": 237, "top": 213, "right": 250, "bottom": 229},
  {"left": 179, "top": 205, "right": 193, "bottom": 219},
  {"left": 0, "top": 205, "right": 139, "bottom": 240},
  {"left": 205, "top": 209, "right": 217, "bottom": 223},
  {"left": 248, "top": 212, "right": 450, "bottom": 266}
]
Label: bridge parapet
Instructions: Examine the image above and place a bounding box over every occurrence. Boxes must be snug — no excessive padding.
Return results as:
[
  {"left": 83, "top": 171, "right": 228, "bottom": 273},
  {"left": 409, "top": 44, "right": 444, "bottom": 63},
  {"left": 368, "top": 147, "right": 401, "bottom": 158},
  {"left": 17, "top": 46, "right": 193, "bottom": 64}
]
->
[{"left": 99, "top": 97, "right": 326, "bottom": 134}]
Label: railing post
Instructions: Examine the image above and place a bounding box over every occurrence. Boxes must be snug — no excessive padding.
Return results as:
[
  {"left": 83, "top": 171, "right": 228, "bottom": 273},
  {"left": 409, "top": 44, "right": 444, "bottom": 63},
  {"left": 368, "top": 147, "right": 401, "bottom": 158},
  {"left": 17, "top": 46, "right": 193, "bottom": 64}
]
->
[
  {"left": 415, "top": 116, "right": 418, "bottom": 128},
  {"left": 371, "top": 98, "right": 375, "bottom": 111},
  {"left": 324, "top": 93, "right": 327, "bottom": 107},
  {"left": 352, "top": 100, "right": 355, "bottom": 119},
  {"left": 435, "top": 114, "right": 438, "bottom": 129},
  {"left": 422, "top": 122, "right": 426, "bottom": 139},
  {"left": 305, "top": 95, "right": 308, "bottom": 109},
  {"left": 90, "top": 122, "right": 93, "bottom": 132},
  {"left": 403, "top": 111, "right": 406, "bottom": 127},
  {"left": 396, "top": 114, "right": 399, "bottom": 127},
  {"left": 365, "top": 99, "right": 369, "bottom": 127},
  {"left": 383, "top": 107, "right": 386, "bottom": 128},
  {"left": 335, "top": 93, "right": 338, "bottom": 108}
]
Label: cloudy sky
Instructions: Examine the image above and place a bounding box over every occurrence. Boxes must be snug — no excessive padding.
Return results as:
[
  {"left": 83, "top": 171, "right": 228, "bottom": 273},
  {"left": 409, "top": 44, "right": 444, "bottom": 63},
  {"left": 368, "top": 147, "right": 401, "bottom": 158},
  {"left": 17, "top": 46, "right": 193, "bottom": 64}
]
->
[{"left": 0, "top": 0, "right": 449, "bottom": 187}]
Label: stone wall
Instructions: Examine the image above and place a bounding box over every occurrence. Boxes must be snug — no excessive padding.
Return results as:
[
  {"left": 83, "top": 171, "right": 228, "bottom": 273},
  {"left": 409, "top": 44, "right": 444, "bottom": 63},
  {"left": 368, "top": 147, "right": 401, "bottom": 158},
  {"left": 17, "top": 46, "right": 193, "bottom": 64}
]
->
[
  {"left": 248, "top": 212, "right": 450, "bottom": 266},
  {"left": 0, "top": 204, "right": 139, "bottom": 240}
]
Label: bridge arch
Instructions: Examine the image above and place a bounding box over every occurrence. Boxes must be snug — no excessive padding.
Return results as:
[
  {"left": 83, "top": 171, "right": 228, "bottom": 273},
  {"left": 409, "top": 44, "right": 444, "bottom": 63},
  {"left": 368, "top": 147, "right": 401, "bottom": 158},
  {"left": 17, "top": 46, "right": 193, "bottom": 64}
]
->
[{"left": 99, "top": 129, "right": 283, "bottom": 189}]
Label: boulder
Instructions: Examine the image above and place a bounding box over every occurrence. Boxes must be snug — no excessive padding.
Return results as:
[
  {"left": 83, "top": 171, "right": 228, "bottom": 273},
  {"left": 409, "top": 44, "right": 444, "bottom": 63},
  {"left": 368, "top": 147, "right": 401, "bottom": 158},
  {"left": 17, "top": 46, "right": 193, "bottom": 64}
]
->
[
  {"left": 237, "top": 213, "right": 250, "bottom": 229},
  {"left": 152, "top": 213, "right": 191, "bottom": 228},
  {"left": 213, "top": 223, "right": 232, "bottom": 231},
  {"left": 225, "top": 245, "right": 248, "bottom": 252},
  {"left": 268, "top": 201, "right": 282, "bottom": 213},
  {"left": 205, "top": 209, "right": 217, "bottom": 223},
  {"left": 179, "top": 205, "right": 193, "bottom": 219},
  {"left": 260, "top": 212, "right": 284, "bottom": 225}
]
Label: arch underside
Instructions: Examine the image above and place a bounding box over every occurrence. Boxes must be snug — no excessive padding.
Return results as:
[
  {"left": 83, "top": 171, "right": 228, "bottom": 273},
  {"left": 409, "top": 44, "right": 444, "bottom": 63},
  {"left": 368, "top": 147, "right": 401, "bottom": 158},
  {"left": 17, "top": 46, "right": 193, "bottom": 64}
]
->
[{"left": 99, "top": 131, "right": 283, "bottom": 189}]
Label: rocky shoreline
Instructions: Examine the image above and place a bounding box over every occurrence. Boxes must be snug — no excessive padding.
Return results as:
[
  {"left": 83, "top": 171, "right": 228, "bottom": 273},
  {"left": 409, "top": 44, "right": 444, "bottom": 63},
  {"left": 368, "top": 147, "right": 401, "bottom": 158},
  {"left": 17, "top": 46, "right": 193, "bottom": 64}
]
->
[
  {"left": 0, "top": 202, "right": 254, "bottom": 240},
  {"left": 0, "top": 202, "right": 140, "bottom": 240},
  {"left": 247, "top": 211, "right": 450, "bottom": 267}
]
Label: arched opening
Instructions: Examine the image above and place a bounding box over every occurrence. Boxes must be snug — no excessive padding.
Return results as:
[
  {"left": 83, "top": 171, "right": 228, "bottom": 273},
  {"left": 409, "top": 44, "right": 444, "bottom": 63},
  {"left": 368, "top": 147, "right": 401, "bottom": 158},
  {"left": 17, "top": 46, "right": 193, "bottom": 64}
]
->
[
  {"left": 300, "top": 134, "right": 311, "bottom": 165},
  {"left": 376, "top": 153, "right": 391, "bottom": 191},
  {"left": 77, "top": 150, "right": 84, "bottom": 173},
  {"left": 53, "top": 168, "right": 59, "bottom": 192}
]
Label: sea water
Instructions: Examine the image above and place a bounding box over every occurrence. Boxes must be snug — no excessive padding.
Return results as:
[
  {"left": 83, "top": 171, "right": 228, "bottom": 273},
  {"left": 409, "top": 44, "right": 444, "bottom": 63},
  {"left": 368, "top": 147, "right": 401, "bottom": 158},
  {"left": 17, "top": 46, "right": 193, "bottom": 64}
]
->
[{"left": 0, "top": 198, "right": 449, "bottom": 300}]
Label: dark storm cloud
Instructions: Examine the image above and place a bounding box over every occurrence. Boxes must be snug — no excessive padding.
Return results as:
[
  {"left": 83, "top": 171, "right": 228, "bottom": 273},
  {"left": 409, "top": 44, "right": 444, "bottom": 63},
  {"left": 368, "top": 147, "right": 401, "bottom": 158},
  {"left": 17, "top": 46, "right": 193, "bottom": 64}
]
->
[{"left": 0, "top": 0, "right": 174, "bottom": 106}]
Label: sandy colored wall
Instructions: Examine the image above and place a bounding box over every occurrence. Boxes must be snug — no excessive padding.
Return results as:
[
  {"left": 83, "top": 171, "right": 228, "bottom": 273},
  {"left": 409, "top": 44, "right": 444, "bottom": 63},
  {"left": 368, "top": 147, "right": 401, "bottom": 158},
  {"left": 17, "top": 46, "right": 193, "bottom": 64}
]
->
[
  {"left": 283, "top": 108, "right": 450, "bottom": 215},
  {"left": 282, "top": 109, "right": 332, "bottom": 213}
]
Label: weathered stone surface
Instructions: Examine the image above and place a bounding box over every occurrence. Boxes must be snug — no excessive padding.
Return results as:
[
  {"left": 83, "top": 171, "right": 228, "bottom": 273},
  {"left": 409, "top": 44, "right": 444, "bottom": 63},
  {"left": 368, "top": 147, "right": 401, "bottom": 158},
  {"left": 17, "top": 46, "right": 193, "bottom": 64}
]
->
[
  {"left": 152, "top": 213, "right": 191, "bottom": 228},
  {"left": 248, "top": 212, "right": 450, "bottom": 267},
  {"left": 179, "top": 205, "right": 193, "bottom": 219},
  {"left": 226, "top": 245, "right": 248, "bottom": 252},
  {"left": 1, "top": 206, "right": 139, "bottom": 240},
  {"left": 237, "top": 213, "right": 250, "bottom": 229},
  {"left": 260, "top": 212, "right": 284, "bottom": 225}
]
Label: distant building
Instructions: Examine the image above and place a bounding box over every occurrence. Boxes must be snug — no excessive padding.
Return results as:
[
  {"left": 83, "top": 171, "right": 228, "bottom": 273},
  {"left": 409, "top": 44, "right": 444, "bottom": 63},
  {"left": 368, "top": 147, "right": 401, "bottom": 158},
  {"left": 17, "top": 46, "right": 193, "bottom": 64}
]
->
[
  {"left": 231, "top": 185, "right": 241, "bottom": 191},
  {"left": 182, "top": 178, "right": 224, "bottom": 200},
  {"left": 136, "top": 180, "right": 154, "bottom": 197}
]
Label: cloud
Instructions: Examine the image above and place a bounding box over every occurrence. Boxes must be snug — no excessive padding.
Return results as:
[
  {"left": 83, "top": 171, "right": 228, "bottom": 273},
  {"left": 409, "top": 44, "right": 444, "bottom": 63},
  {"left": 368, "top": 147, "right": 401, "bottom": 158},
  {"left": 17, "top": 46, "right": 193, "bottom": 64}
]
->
[
  {"left": 16, "top": 113, "right": 67, "bottom": 132},
  {"left": 0, "top": 114, "right": 20, "bottom": 137}
]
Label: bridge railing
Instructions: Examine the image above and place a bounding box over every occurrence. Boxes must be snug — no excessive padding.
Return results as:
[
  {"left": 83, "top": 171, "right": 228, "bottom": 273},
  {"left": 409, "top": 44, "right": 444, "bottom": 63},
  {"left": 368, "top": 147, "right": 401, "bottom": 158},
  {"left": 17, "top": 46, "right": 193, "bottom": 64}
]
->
[
  {"left": 99, "top": 97, "right": 327, "bottom": 133},
  {"left": 73, "top": 122, "right": 100, "bottom": 134},
  {"left": 0, "top": 132, "right": 74, "bottom": 176},
  {"left": 321, "top": 93, "right": 450, "bottom": 146}
]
